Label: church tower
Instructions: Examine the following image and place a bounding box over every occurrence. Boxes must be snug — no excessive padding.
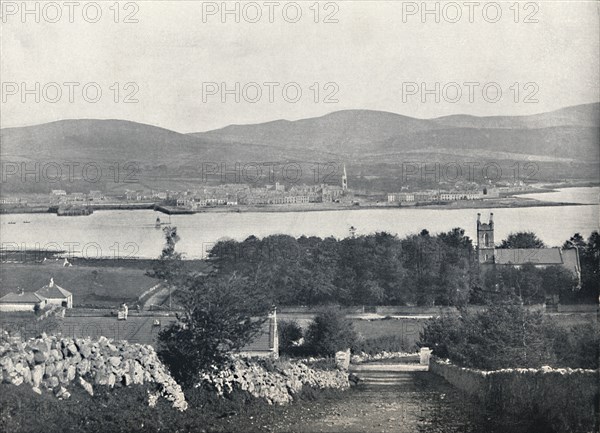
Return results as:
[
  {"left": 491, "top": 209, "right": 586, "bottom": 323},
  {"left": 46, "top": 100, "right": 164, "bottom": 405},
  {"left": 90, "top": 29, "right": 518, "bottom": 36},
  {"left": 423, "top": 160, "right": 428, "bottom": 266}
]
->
[
  {"left": 342, "top": 164, "right": 348, "bottom": 191},
  {"left": 477, "top": 213, "right": 495, "bottom": 264}
]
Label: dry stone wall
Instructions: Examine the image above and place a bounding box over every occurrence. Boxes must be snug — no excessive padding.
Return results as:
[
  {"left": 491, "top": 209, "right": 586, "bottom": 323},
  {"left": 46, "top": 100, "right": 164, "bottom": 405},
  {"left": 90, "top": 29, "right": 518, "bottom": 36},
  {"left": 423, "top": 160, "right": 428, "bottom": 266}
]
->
[
  {"left": 0, "top": 332, "right": 187, "bottom": 411},
  {"left": 200, "top": 357, "right": 350, "bottom": 405},
  {"left": 431, "top": 358, "right": 599, "bottom": 433}
]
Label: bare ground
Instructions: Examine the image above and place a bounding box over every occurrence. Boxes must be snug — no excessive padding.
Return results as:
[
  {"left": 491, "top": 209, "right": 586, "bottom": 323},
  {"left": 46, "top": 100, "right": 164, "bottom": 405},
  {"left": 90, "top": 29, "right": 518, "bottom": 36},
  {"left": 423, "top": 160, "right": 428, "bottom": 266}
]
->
[{"left": 206, "top": 372, "right": 540, "bottom": 433}]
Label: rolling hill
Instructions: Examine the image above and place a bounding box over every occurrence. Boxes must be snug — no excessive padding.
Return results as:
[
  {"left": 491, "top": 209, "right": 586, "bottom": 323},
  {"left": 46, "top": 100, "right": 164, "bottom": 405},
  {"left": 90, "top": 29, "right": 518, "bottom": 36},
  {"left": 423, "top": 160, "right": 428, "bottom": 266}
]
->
[
  {"left": 1, "top": 103, "right": 598, "bottom": 193},
  {"left": 192, "top": 103, "right": 600, "bottom": 161}
]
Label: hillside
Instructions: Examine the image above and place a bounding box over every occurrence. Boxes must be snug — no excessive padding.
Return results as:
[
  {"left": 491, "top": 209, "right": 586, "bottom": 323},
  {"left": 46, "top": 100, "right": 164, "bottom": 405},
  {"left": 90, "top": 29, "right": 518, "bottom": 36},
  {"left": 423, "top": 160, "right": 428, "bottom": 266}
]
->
[
  {"left": 1, "top": 103, "right": 598, "bottom": 193},
  {"left": 193, "top": 103, "right": 600, "bottom": 161}
]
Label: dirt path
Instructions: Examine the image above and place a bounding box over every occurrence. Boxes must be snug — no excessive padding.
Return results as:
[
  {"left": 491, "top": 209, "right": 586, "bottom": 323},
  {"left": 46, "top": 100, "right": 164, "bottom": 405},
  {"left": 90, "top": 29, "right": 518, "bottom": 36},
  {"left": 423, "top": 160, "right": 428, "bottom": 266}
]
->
[
  {"left": 142, "top": 285, "right": 171, "bottom": 310},
  {"left": 270, "top": 372, "right": 485, "bottom": 433},
  {"left": 212, "top": 370, "right": 498, "bottom": 433}
]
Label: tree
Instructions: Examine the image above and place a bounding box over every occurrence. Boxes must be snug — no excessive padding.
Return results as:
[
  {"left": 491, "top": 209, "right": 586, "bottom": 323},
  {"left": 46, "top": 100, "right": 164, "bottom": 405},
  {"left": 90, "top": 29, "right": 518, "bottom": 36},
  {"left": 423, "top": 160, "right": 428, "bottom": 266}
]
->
[
  {"left": 147, "top": 226, "right": 183, "bottom": 284},
  {"left": 499, "top": 232, "right": 546, "bottom": 249},
  {"left": 278, "top": 320, "right": 304, "bottom": 355},
  {"left": 498, "top": 264, "right": 544, "bottom": 304},
  {"left": 579, "top": 231, "right": 600, "bottom": 302},
  {"left": 151, "top": 228, "right": 272, "bottom": 386},
  {"left": 561, "top": 231, "right": 599, "bottom": 303},
  {"left": 157, "top": 273, "right": 271, "bottom": 386},
  {"left": 419, "top": 304, "right": 568, "bottom": 370},
  {"left": 305, "top": 306, "right": 357, "bottom": 356},
  {"left": 205, "top": 230, "right": 476, "bottom": 307},
  {"left": 541, "top": 265, "right": 577, "bottom": 302},
  {"left": 562, "top": 232, "right": 586, "bottom": 250}
]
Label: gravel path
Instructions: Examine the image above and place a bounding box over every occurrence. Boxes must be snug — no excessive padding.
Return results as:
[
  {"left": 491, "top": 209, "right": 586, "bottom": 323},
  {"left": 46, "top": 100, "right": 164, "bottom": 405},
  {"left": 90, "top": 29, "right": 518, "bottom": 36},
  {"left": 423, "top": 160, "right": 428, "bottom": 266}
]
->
[
  {"left": 270, "top": 372, "right": 485, "bottom": 433},
  {"left": 212, "top": 370, "right": 515, "bottom": 433}
]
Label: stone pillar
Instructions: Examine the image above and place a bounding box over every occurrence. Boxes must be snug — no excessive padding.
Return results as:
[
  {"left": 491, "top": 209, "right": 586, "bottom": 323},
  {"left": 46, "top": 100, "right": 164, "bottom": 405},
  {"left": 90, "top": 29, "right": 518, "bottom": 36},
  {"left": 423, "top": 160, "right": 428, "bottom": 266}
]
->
[
  {"left": 419, "top": 347, "right": 432, "bottom": 366},
  {"left": 335, "top": 349, "right": 351, "bottom": 370}
]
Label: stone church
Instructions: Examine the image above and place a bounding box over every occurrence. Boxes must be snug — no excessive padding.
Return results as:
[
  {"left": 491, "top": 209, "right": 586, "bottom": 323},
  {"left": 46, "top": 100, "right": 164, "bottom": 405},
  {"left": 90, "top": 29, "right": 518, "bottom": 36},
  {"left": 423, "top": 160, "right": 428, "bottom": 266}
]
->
[{"left": 476, "top": 213, "right": 581, "bottom": 285}]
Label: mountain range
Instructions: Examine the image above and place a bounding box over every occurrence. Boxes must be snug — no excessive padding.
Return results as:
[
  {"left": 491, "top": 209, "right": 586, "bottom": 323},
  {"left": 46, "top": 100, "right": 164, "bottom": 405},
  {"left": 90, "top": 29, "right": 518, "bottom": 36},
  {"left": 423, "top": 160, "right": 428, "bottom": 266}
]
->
[{"left": 1, "top": 103, "right": 598, "bottom": 193}]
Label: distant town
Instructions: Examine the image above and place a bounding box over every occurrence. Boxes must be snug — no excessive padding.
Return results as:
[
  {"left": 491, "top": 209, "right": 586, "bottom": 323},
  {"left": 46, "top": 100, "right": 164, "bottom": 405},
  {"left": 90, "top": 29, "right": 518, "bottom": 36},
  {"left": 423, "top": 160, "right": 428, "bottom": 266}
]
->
[
  {"left": 0, "top": 168, "right": 559, "bottom": 216},
  {"left": 0, "top": 185, "right": 542, "bottom": 217}
]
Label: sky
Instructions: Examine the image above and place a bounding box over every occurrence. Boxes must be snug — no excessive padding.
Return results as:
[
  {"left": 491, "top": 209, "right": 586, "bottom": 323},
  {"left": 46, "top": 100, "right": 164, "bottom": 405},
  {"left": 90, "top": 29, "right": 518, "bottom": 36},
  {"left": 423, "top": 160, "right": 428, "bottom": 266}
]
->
[{"left": 1, "top": 0, "right": 599, "bottom": 132}]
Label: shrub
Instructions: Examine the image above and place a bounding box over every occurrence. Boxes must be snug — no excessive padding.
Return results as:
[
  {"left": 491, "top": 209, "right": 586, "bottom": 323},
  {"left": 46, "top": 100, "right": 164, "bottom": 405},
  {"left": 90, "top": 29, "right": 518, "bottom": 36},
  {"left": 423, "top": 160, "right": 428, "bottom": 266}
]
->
[
  {"left": 550, "top": 322, "right": 600, "bottom": 369},
  {"left": 278, "top": 320, "right": 303, "bottom": 356},
  {"left": 420, "top": 304, "right": 598, "bottom": 370},
  {"left": 304, "top": 306, "right": 357, "bottom": 356}
]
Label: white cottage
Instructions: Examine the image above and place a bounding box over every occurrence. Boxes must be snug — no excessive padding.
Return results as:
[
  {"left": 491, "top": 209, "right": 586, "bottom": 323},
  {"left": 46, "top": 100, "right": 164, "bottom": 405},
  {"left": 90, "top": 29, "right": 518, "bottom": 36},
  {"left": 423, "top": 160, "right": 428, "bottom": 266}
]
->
[{"left": 35, "top": 278, "right": 73, "bottom": 308}]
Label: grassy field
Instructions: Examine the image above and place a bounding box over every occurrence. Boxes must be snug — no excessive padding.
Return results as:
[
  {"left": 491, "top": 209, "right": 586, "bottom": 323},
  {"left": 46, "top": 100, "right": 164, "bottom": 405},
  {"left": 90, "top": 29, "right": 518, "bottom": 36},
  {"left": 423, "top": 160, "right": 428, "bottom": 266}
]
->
[
  {"left": 2, "top": 304, "right": 594, "bottom": 353},
  {"left": 352, "top": 318, "right": 427, "bottom": 349},
  {"left": 0, "top": 262, "right": 158, "bottom": 307},
  {"left": 0, "top": 314, "right": 177, "bottom": 345}
]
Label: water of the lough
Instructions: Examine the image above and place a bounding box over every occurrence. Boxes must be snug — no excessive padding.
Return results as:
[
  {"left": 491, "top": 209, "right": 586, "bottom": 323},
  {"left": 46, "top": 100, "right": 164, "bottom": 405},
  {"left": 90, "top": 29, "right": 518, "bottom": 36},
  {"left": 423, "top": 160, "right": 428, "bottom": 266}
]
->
[{"left": 1, "top": 187, "right": 597, "bottom": 259}]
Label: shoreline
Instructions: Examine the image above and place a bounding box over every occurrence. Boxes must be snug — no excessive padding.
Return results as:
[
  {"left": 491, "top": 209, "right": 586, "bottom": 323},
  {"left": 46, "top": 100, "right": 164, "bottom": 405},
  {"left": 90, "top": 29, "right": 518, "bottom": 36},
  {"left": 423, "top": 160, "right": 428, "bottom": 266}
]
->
[{"left": 0, "top": 197, "right": 594, "bottom": 216}]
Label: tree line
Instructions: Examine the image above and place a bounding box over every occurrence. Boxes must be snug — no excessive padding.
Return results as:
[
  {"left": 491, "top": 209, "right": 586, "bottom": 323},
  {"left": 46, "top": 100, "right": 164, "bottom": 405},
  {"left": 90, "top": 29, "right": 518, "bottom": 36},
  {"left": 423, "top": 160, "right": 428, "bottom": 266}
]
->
[{"left": 206, "top": 229, "right": 598, "bottom": 306}]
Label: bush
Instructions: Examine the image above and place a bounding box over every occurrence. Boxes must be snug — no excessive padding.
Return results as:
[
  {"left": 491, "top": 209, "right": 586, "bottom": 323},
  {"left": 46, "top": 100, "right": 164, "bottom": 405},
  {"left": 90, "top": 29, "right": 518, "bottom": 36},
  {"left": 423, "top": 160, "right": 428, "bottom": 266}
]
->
[
  {"left": 278, "top": 320, "right": 303, "bottom": 356},
  {"left": 550, "top": 322, "right": 600, "bottom": 369},
  {"left": 420, "top": 304, "right": 599, "bottom": 370},
  {"left": 304, "top": 306, "right": 357, "bottom": 356}
]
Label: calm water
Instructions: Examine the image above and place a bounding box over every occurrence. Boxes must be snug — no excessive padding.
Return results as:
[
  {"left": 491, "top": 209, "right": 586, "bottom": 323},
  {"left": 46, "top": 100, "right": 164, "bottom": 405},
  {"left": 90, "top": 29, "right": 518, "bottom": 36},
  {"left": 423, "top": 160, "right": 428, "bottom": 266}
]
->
[{"left": 1, "top": 187, "right": 598, "bottom": 259}]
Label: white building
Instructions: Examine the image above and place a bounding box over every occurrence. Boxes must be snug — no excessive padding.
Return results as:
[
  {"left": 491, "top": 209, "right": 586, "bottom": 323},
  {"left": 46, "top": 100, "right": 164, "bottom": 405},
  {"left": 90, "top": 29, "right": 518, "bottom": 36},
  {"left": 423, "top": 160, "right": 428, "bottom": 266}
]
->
[{"left": 35, "top": 278, "right": 73, "bottom": 308}]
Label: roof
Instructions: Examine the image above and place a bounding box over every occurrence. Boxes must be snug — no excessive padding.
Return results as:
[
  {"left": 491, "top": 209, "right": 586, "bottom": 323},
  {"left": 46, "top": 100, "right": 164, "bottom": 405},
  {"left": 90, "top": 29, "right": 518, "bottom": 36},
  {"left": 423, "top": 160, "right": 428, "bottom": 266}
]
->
[
  {"left": 560, "top": 248, "right": 581, "bottom": 276},
  {"left": 0, "top": 292, "right": 46, "bottom": 304},
  {"left": 494, "top": 248, "right": 564, "bottom": 265},
  {"left": 36, "top": 283, "right": 72, "bottom": 299}
]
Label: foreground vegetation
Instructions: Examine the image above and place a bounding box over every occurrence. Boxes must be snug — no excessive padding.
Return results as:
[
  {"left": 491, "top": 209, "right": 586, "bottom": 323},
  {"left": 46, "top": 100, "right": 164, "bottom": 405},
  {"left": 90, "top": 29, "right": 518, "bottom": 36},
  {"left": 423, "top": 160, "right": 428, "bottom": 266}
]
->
[
  {"left": 420, "top": 303, "right": 600, "bottom": 370},
  {"left": 0, "top": 380, "right": 348, "bottom": 433}
]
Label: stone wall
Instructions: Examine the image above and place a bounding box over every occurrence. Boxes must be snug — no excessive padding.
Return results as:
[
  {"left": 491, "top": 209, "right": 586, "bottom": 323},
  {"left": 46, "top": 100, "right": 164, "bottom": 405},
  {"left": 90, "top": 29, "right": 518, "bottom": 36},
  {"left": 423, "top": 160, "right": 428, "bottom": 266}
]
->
[
  {"left": 200, "top": 357, "right": 350, "bottom": 405},
  {"left": 431, "top": 359, "right": 599, "bottom": 433},
  {"left": 0, "top": 332, "right": 187, "bottom": 410}
]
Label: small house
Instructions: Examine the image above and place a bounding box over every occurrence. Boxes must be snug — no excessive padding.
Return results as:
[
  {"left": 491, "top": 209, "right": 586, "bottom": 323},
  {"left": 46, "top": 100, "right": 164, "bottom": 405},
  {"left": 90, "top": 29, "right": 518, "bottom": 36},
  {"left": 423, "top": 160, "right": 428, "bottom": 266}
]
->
[
  {"left": 0, "top": 291, "right": 47, "bottom": 312},
  {"left": 35, "top": 278, "right": 73, "bottom": 308}
]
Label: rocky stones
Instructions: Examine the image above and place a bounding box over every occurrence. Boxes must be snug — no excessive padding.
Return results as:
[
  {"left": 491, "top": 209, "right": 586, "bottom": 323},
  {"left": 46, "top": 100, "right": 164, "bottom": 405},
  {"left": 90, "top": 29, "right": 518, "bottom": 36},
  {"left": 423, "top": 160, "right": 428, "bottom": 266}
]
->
[
  {"left": 0, "top": 334, "right": 187, "bottom": 411},
  {"left": 201, "top": 357, "right": 350, "bottom": 405},
  {"left": 66, "top": 344, "right": 79, "bottom": 357},
  {"left": 54, "top": 386, "right": 71, "bottom": 399},
  {"left": 32, "top": 365, "right": 44, "bottom": 387},
  {"left": 66, "top": 365, "right": 76, "bottom": 382},
  {"left": 351, "top": 351, "right": 415, "bottom": 364},
  {"left": 33, "top": 351, "right": 47, "bottom": 365},
  {"left": 79, "top": 377, "right": 94, "bottom": 396},
  {"left": 335, "top": 349, "right": 351, "bottom": 370},
  {"left": 79, "top": 344, "right": 92, "bottom": 359},
  {"left": 48, "top": 376, "right": 59, "bottom": 388},
  {"left": 44, "top": 362, "right": 56, "bottom": 377},
  {"left": 76, "top": 359, "right": 90, "bottom": 376},
  {"left": 10, "top": 375, "right": 24, "bottom": 386}
]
